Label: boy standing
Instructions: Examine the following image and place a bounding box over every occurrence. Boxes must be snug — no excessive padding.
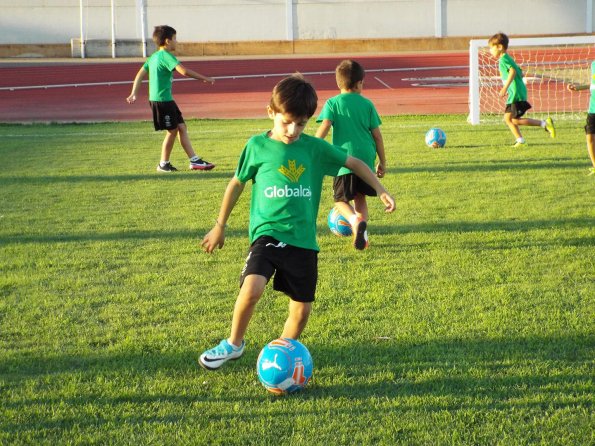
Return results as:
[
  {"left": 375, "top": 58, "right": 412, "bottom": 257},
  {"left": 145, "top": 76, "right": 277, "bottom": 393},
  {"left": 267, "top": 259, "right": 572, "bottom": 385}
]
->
[
  {"left": 315, "top": 60, "right": 386, "bottom": 250},
  {"left": 127, "top": 25, "right": 215, "bottom": 172},
  {"left": 199, "top": 74, "right": 395, "bottom": 370},
  {"left": 488, "top": 32, "right": 556, "bottom": 147},
  {"left": 567, "top": 71, "right": 595, "bottom": 175}
]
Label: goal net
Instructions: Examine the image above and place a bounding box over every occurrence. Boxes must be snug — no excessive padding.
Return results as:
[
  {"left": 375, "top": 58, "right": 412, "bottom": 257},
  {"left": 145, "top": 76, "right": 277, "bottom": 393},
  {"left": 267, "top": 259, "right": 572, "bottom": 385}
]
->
[{"left": 468, "top": 35, "right": 595, "bottom": 125}]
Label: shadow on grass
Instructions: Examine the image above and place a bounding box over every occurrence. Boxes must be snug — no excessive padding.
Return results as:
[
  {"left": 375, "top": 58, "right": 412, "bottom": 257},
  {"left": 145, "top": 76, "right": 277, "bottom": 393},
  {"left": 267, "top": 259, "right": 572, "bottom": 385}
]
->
[{"left": 1, "top": 335, "right": 591, "bottom": 413}]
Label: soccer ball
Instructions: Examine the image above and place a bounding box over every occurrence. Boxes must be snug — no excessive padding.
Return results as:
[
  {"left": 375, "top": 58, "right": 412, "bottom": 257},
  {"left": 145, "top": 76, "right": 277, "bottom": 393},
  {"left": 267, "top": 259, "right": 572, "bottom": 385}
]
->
[
  {"left": 327, "top": 207, "right": 352, "bottom": 237},
  {"left": 256, "top": 338, "right": 313, "bottom": 395},
  {"left": 425, "top": 127, "right": 447, "bottom": 148}
]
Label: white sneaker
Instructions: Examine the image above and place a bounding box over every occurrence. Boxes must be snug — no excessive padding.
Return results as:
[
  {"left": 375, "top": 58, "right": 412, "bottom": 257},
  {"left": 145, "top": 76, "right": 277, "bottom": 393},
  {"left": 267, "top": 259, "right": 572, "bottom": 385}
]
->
[{"left": 199, "top": 339, "right": 245, "bottom": 370}]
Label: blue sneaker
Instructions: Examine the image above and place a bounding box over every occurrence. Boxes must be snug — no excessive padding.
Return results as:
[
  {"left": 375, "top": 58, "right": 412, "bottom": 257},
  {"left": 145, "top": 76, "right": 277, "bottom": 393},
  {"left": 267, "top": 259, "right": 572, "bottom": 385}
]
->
[{"left": 199, "top": 339, "right": 245, "bottom": 370}]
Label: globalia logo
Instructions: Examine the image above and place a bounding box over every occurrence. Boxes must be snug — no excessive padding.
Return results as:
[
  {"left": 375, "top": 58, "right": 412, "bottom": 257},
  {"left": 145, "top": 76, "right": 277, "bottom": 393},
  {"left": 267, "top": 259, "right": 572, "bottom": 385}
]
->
[{"left": 264, "top": 160, "right": 312, "bottom": 199}]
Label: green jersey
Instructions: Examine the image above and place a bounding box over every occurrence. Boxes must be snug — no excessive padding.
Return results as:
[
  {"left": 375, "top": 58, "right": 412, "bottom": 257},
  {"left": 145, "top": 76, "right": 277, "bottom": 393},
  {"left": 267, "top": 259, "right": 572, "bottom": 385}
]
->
[
  {"left": 142, "top": 49, "right": 179, "bottom": 102},
  {"left": 235, "top": 132, "right": 348, "bottom": 251},
  {"left": 316, "top": 92, "right": 381, "bottom": 176},
  {"left": 589, "top": 61, "right": 595, "bottom": 113},
  {"left": 499, "top": 53, "right": 527, "bottom": 104}
]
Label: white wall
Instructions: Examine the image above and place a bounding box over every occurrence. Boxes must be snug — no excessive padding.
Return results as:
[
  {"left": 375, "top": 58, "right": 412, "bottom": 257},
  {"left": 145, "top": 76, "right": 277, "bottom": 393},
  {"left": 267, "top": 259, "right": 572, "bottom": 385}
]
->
[{"left": 1, "top": 0, "right": 594, "bottom": 45}]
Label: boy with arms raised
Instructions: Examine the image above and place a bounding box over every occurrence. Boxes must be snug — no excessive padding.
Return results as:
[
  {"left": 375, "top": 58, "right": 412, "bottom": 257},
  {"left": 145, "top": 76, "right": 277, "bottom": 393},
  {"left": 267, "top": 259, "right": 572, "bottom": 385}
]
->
[
  {"left": 199, "top": 74, "right": 395, "bottom": 370},
  {"left": 316, "top": 59, "right": 386, "bottom": 250},
  {"left": 488, "top": 32, "right": 556, "bottom": 146},
  {"left": 127, "top": 25, "right": 215, "bottom": 172}
]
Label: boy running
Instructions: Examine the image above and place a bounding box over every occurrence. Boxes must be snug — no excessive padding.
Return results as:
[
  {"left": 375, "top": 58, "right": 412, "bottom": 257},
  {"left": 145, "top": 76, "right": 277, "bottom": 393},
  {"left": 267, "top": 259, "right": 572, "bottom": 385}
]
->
[
  {"left": 488, "top": 32, "right": 556, "bottom": 146},
  {"left": 199, "top": 74, "right": 395, "bottom": 370},
  {"left": 127, "top": 25, "right": 215, "bottom": 172},
  {"left": 567, "top": 69, "right": 595, "bottom": 175}
]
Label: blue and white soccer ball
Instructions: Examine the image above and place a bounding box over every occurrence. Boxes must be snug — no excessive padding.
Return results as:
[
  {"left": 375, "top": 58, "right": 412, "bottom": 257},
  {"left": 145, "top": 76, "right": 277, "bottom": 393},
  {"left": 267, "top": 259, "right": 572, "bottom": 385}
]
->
[
  {"left": 327, "top": 207, "right": 352, "bottom": 237},
  {"left": 425, "top": 127, "right": 447, "bottom": 148},
  {"left": 256, "top": 338, "right": 313, "bottom": 395}
]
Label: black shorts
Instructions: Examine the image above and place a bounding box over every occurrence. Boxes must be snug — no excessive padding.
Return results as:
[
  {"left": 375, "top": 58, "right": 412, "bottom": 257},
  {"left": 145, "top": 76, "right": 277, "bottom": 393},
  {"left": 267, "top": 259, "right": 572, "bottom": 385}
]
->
[
  {"left": 333, "top": 173, "right": 377, "bottom": 202},
  {"left": 585, "top": 113, "right": 595, "bottom": 134},
  {"left": 240, "top": 236, "right": 318, "bottom": 302},
  {"left": 150, "top": 100, "right": 184, "bottom": 131},
  {"left": 505, "top": 101, "right": 532, "bottom": 119}
]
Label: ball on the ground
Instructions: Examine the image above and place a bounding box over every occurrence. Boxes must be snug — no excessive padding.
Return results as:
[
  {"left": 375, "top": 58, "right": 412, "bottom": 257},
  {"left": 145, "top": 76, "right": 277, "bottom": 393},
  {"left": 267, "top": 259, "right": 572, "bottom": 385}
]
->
[
  {"left": 256, "top": 338, "right": 313, "bottom": 395},
  {"left": 425, "top": 127, "right": 447, "bottom": 148},
  {"left": 328, "top": 207, "right": 352, "bottom": 237}
]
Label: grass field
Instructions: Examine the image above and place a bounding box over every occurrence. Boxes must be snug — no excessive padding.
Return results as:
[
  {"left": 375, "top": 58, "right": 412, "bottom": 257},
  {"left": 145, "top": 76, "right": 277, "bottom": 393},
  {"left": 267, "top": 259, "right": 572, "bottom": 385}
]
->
[{"left": 0, "top": 115, "right": 593, "bottom": 445}]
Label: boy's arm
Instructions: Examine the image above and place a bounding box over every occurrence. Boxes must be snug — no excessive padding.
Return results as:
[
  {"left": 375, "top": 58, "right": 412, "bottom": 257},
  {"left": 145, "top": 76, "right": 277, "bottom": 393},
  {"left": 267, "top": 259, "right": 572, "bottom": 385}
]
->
[
  {"left": 344, "top": 156, "right": 395, "bottom": 212},
  {"left": 499, "top": 67, "right": 516, "bottom": 98},
  {"left": 126, "top": 67, "right": 147, "bottom": 104},
  {"left": 201, "top": 177, "right": 245, "bottom": 253},
  {"left": 176, "top": 63, "right": 215, "bottom": 84},
  {"left": 315, "top": 119, "right": 332, "bottom": 139},
  {"left": 371, "top": 127, "right": 386, "bottom": 178}
]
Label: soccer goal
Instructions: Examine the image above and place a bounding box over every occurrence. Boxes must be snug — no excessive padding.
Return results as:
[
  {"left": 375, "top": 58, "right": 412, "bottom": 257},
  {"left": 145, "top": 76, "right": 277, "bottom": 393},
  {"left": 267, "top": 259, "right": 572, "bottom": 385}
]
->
[{"left": 468, "top": 35, "right": 595, "bottom": 125}]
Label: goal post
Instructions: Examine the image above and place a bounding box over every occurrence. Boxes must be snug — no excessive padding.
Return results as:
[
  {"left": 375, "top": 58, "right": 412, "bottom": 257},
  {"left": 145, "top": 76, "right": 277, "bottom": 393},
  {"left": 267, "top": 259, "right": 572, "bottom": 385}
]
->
[{"left": 468, "top": 35, "right": 595, "bottom": 125}]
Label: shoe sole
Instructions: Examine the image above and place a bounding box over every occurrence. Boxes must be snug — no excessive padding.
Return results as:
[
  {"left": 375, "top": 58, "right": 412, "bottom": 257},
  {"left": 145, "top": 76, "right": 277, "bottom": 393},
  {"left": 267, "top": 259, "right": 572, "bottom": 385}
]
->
[
  {"left": 190, "top": 165, "right": 215, "bottom": 171},
  {"left": 353, "top": 220, "right": 368, "bottom": 250}
]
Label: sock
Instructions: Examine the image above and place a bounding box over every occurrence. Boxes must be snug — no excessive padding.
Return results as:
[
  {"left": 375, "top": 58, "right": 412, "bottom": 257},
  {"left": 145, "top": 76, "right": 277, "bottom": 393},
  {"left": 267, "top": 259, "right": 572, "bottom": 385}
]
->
[
  {"left": 516, "top": 137, "right": 525, "bottom": 143},
  {"left": 348, "top": 214, "right": 359, "bottom": 227},
  {"left": 160, "top": 160, "right": 169, "bottom": 167},
  {"left": 540, "top": 121, "right": 546, "bottom": 128},
  {"left": 190, "top": 155, "right": 200, "bottom": 162}
]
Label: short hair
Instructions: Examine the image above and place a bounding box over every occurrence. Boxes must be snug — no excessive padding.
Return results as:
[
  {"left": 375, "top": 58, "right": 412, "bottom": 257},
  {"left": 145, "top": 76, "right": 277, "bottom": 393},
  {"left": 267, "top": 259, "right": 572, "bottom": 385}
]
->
[
  {"left": 153, "top": 25, "right": 177, "bottom": 47},
  {"left": 489, "top": 32, "right": 509, "bottom": 50},
  {"left": 335, "top": 59, "right": 365, "bottom": 90},
  {"left": 269, "top": 74, "right": 318, "bottom": 118}
]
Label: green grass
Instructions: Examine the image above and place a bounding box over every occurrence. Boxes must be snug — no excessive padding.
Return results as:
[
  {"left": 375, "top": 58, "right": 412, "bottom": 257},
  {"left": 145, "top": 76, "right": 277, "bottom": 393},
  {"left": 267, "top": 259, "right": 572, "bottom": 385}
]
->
[{"left": 0, "top": 115, "right": 593, "bottom": 445}]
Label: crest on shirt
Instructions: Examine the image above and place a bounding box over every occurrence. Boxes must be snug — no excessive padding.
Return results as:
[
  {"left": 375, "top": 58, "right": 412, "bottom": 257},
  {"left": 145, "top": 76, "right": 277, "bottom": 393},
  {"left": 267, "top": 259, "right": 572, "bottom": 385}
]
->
[{"left": 278, "top": 160, "right": 305, "bottom": 183}]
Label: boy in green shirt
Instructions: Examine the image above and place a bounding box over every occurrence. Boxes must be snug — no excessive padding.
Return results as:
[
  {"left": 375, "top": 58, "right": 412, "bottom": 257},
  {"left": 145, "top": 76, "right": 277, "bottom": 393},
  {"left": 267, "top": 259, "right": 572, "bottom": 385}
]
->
[
  {"left": 488, "top": 32, "right": 556, "bottom": 147},
  {"left": 127, "top": 25, "right": 215, "bottom": 172},
  {"left": 567, "top": 63, "right": 595, "bottom": 175},
  {"left": 199, "top": 74, "right": 395, "bottom": 370},
  {"left": 316, "top": 59, "right": 386, "bottom": 250}
]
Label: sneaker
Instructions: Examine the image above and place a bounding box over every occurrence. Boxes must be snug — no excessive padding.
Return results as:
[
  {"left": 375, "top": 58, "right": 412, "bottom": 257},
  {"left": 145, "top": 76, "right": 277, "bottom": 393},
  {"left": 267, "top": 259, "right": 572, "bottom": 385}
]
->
[
  {"left": 190, "top": 158, "right": 215, "bottom": 171},
  {"left": 199, "top": 339, "right": 245, "bottom": 370},
  {"left": 513, "top": 140, "right": 526, "bottom": 148},
  {"left": 157, "top": 162, "right": 178, "bottom": 172},
  {"left": 353, "top": 219, "right": 368, "bottom": 250},
  {"left": 545, "top": 117, "right": 556, "bottom": 138}
]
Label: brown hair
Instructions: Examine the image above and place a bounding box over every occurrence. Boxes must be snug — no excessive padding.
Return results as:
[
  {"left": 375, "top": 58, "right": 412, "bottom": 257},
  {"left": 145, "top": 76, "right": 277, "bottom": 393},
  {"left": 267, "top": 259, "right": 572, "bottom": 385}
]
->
[
  {"left": 269, "top": 74, "right": 318, "bottom": 118},
  {"left": 335, "top": 59, "right": 365, "bottom": 90},
  {"left": 488, "top": 32, "right": 509, "bottom": 50},
  {"left": 152, "top": 25, "right": 176, "bottom": 47}
]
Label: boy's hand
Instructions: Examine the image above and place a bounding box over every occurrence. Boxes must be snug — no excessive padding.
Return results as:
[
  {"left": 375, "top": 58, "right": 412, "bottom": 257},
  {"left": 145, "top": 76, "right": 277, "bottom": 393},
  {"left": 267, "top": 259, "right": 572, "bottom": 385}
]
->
[
  {"left": 567, "top": 83, "right": 577, "bottom": 92},
  {"left": 126, "top": 94, "right": 137, "bottom": 104},
  {"left": 499, "top": 87, "right": 507, "bottom": 98},
  {"left": 376, "top": 162, "right": 385, "bottom": 178},
  {"left": 379, "top": 192, "right": 396, "bottom": 213},
  {"left": 201, "top": 225, "right": 225, "bottom": 253},
  {"left": 204, "top": 77, "right": 215, "bottom": 84}
]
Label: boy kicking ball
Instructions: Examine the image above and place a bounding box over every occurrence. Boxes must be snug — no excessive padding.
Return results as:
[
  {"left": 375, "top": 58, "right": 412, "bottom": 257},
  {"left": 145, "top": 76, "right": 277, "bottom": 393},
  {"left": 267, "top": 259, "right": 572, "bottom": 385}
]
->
[
  {"left": 488, "top": 32, "right": 556, "bottom": 146},
  {"left": 199, "top": 74, "right": 395, "bottom": 370}
]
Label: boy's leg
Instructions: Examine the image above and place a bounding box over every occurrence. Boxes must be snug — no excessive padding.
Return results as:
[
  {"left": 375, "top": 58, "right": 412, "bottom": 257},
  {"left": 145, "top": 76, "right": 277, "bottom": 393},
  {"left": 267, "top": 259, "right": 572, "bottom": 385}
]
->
[
  {"left": 281, "top": 300, "right": 312, "bottom": 339},
  {"left": 586, "top": 134, "right": 595, "bottom": 173},
  {"left": 178, "top": 123, "right": 215, "bottom": 170},
  {"left": 353, "top": 194, "right": 369, "bottom": 222},
  {"left": 335, "top": 200, "right": 356, "bottom": 220},
  {"left": 229, "top": 274, "right": 268, "bottom": 346},
  {"left": 199, "top": 274, "right": 267, "bottom": 370},
  {"left": 161, "top": 128, "right": 178, "bottom": 163},
  {"left": 504, "top": 113, "right": 523, "bottom": 140},
  {"left": 512, "top": 117, "right": 544, "bottom": 127}
]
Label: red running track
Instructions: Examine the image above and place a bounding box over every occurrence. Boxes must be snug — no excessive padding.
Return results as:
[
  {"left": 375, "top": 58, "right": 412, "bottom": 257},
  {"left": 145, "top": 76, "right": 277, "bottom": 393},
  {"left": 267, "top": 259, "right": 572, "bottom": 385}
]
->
[{"left": 0, "top": 53, "right": 470, "bottom": 122}]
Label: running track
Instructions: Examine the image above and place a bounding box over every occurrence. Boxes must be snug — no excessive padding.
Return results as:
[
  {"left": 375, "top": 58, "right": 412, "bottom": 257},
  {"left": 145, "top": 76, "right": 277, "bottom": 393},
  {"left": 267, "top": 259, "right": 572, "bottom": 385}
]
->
[{"left": 0, "top": 53, "right": 469, "bottom": 122}]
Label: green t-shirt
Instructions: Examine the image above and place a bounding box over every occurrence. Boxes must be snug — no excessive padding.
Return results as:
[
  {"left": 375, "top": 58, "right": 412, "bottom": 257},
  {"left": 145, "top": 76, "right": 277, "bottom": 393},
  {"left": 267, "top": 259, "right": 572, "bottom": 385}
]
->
[
  {"left": 589, "top": 61, "right": 595, "bottom": 113},
  {"left": 316, "top": 92, "right": 381, "bottom": 176},
  {"left": 499, "top": 53, "right": 527, "bottom": 104},
  {"left": 235, "top": 132, "right": 348, "bottom": 251},
  {"left": 142, "top": 49, "right": 179, "bottom": 102}
]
